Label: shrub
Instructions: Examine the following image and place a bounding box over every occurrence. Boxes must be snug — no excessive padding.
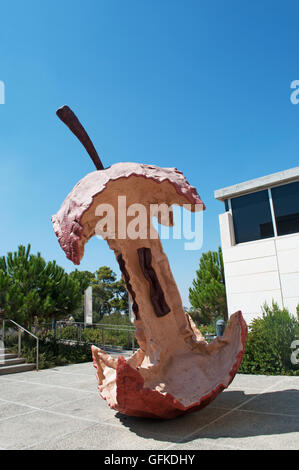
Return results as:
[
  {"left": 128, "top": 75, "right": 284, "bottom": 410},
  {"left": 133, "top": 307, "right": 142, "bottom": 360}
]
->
[
  {"left": 54, "top": 322, "right": 134, "bottom": 350},
  {"left": 239, "top": 302, "right": 299, "bottom": 376},
  {"left": 10, "top": 313, "right": 135, "bottom": 369},
  {"left": 198, "top": 324, "right": 216, "bottom": 337},
  {"left": 187, "top": 312, "right": 217, "bottom": 338},
  {"left": 12, "top": 335, "right": 92, "bottom": 370}
]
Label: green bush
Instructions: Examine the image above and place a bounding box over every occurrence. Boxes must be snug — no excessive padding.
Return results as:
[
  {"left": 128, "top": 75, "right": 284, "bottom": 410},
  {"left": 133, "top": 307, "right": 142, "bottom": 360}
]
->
[
  {"left": 198, "top": 324, "right": 216, "bottom": 337},
  {"left": 239, "top": 302, "right": 299, "bottom": 376},
  {"left": 12, "top": 335, "right": 92, "bottom": 370},
  {"left": 54, "top": 323, "right": 134, "bottom": 350},
  {"left": 188, "top": 313, "right": 217, "bottom": 338},
  {"left": 9, "top": 313, "right": 135, "bottom": 369},
  {"left": 99, "top": 312, "right": 131, "bottom": 326}
]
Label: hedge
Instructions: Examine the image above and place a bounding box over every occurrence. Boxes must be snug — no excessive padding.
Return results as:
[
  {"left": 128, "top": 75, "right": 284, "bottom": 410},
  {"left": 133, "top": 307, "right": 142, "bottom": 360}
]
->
[{"left": 239, "top": 302, "right": 299, "bottom": 376}]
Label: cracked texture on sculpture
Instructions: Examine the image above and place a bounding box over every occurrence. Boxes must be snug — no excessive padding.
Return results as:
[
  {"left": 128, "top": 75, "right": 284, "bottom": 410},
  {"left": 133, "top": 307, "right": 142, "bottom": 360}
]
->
[{"left": 52, "top": 162, "right": 247, "bottom": 419}]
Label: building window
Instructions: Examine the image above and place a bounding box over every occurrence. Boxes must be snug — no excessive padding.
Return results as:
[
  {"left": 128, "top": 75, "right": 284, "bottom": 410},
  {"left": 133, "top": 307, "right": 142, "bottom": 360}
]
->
[
  {"left": 271, "top": 181, "right": 299, "bottom": 236},
  {"left": 231, "top": 190, "right": 274, "bottom": 244},
  {"left": 224, "top": 199, "right": 229, "bottom": 212}
]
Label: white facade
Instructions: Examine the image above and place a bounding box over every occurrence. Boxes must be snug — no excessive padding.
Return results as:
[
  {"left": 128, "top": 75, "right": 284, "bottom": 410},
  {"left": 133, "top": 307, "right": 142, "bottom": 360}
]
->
[{"left": 215, "top": 167, "right": 299, "bottom": 325}]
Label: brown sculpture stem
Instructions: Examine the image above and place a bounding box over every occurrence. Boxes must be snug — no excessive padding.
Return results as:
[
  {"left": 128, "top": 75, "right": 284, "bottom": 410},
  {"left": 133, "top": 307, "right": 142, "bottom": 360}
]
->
[{"left": 56, "top": 105, "right": 104, "bottom": 170}]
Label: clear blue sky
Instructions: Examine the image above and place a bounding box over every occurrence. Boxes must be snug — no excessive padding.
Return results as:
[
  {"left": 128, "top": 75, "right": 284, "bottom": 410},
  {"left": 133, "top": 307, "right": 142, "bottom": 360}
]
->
[{"left": 1, "top": 0, "right": 299, "bottom": 306}]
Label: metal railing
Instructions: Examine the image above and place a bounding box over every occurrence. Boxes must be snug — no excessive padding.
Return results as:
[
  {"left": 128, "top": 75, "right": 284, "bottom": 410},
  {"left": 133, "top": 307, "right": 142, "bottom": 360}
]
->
[
  {"left": 30, "top": 320, "right": 136, "bottom": 352},
  {"left": 2, "top": 319, "right": 39, "bottom": 371},
  {"left": 54, "top": 321, "right": 136, "bottom": 352}
]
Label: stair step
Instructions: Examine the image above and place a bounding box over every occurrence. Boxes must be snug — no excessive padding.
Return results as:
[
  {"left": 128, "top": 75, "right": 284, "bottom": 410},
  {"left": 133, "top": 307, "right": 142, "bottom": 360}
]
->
[
  {"left": 0, "top": 363, "right": 36, "bottom": 375},
  {"left": 0, "top": 357, "right": 25, "bottom": 367},
  {"left": 0, "top": 353, "right": 18, "bottom": 360}
]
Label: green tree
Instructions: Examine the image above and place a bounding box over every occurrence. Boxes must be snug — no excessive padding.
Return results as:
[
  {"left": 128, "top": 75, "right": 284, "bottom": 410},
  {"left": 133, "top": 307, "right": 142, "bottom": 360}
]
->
[
  {"left": 189, "top": 246, "right": 228, "bottom": 323},
  {"left": 92, "top": 266, "right": 128, "bottom": 321},
  {"left": 69, "top": 270, "right": 95, "bottom": 292},
  {"left": 69, "top": 267, "right": 129, "bottom": 323},
  {"left": 0, "top": 245, "right": 82, "bottom": 328},
  {"left": 109, "top": 279, "right": 129, "bottom": 315}
]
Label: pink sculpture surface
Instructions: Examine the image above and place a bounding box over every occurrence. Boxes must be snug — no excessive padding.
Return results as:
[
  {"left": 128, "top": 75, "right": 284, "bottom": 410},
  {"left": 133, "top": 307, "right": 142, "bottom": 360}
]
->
[{"left": 52, "top": 107, "right": 247, "bottom": 419}]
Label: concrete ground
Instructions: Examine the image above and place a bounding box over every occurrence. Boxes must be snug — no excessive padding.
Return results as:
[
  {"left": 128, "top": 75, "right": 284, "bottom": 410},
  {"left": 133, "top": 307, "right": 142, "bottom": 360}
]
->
[{"left": 0, "top": 353, "right": 298, "bottom": 450}]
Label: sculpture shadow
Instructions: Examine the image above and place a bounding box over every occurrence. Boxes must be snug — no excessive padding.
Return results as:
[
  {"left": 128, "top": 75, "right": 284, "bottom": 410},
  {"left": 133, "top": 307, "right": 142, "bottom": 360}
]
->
[{"left": 115, "top": 389, "right": 299, "bottom": 444}]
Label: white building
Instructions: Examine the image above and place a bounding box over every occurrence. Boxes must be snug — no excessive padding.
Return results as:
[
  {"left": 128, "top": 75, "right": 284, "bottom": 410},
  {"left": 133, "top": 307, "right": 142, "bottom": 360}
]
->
[{"left": 215, "top": 167, "right": 299, "bottom": 325}]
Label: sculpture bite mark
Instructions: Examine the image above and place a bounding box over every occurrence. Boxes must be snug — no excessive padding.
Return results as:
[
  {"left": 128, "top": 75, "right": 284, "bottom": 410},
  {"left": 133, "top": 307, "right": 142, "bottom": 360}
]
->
[
  {"left": 52, "top": 106, "right": 248, "bottom": 419},
  {"left": 137, "top": 247, "right": 170, "bottom": 318},
  {"left": 116, "top": 253, "right": 139, "bottom": 319}
]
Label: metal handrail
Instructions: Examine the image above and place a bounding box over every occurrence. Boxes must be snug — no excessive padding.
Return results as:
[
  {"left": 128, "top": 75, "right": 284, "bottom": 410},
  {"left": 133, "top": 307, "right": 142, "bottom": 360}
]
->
[
  {"left": 3, "top": 319, "right": 39, "bottom": 371},
  {"left": 54, "top": 321, "right": 136, "bottom": 352},
  {"left": 56, "top": 320, "right": 135, "bottom": 330},
  {"left": 29, "top": 320, "right": 136, "bottom": 353}
]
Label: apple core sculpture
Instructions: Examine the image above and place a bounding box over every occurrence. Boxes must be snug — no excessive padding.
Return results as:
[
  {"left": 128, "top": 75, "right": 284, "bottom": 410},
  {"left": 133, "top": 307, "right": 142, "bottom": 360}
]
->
[{"left": 52, "top": 106, "right": 248, "bottom": 419}]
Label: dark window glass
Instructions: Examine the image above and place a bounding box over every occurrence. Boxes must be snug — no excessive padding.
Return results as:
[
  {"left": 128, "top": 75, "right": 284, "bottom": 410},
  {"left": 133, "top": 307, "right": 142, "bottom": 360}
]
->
[
  {"left": 231, "top": 190, "right": 274, "bottom": 244},
  {"left": 224, "top": 199, "right": 229, "bottom": 212},
  {"left": 271, "top": 181, "right": 299, "bottom": 236}
]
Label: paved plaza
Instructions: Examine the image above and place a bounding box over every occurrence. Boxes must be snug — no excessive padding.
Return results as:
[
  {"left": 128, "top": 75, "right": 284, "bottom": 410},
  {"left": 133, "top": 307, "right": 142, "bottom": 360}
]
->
[{"left": 0, "top": 353, "right": 298, "bottom": 450}]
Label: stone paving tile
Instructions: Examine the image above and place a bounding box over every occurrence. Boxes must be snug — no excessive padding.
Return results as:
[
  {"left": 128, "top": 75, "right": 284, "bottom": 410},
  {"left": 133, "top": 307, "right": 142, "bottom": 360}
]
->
[
  {"left": 0, "top": 402, "right": 35, "bottom": 421},
  {"left": 239, "top": 388, "right": 299, "bottom": 417},
  {"left": 49, "top": 395, "right": 231, "bottom": 444},
  {"left": 3, "top": 370, "right": 97, "bottom": 386},
  {"left": 48, "top": 393, "right": 118, "bottom": 422},
  {"left": 227, "top": 374, "right": 284, "bottom": 390},
  {"left": 0, "top": 409, "right": 95, "bottom": 450},
  {"left": 171, "top": 409, "right": 299, "bottom": 450},
  {"left": 66, "top": 379, "right": 99, "bottom": 392},
  {"left": 0, "top": 366, "right": 93, "bottom": 384},
  {"left": 1, "top": 363, "right": 299, "bottom": 450},
  {"left": 208, "top": 387, "right": 260, "bottom": 410},
  {"left": 170, "top": 438, "right": 243, "bottom": 450},
  {"left": 104, "top": 406, "right": 229, "bottom": 442},
  {"left": 29, "top": 422, "right": 169, "bottom": 450},
  {"left": 48, "top": 364, "right": 95, "bottom": 375},
  {"left": 0, "top": 379, "right": 96, "bottom": 410},
  {"left": 263, "top": 375, "right": 299, "bottom": 390}
]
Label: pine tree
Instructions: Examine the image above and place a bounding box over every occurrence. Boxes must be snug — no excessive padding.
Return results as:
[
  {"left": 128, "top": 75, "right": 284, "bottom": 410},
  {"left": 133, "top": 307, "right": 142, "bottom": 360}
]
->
[
  {"left": 0, "top": 245, "right": 82, "bottom": 328},
  {"left": 92, "top": 267, "right": 128, "bottom": 321},
  {"left": 69, "top": 267, "right": 129, "bottom": 322},
  {"left": 189, "top": 246, "right": 228, "bottom": 323}
]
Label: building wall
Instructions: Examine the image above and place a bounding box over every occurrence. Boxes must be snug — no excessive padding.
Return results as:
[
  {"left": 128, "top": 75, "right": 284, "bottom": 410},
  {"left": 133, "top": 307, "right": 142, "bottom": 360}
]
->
[{"left": 219, "top": 212, "right": 299, "bottom": 325}]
